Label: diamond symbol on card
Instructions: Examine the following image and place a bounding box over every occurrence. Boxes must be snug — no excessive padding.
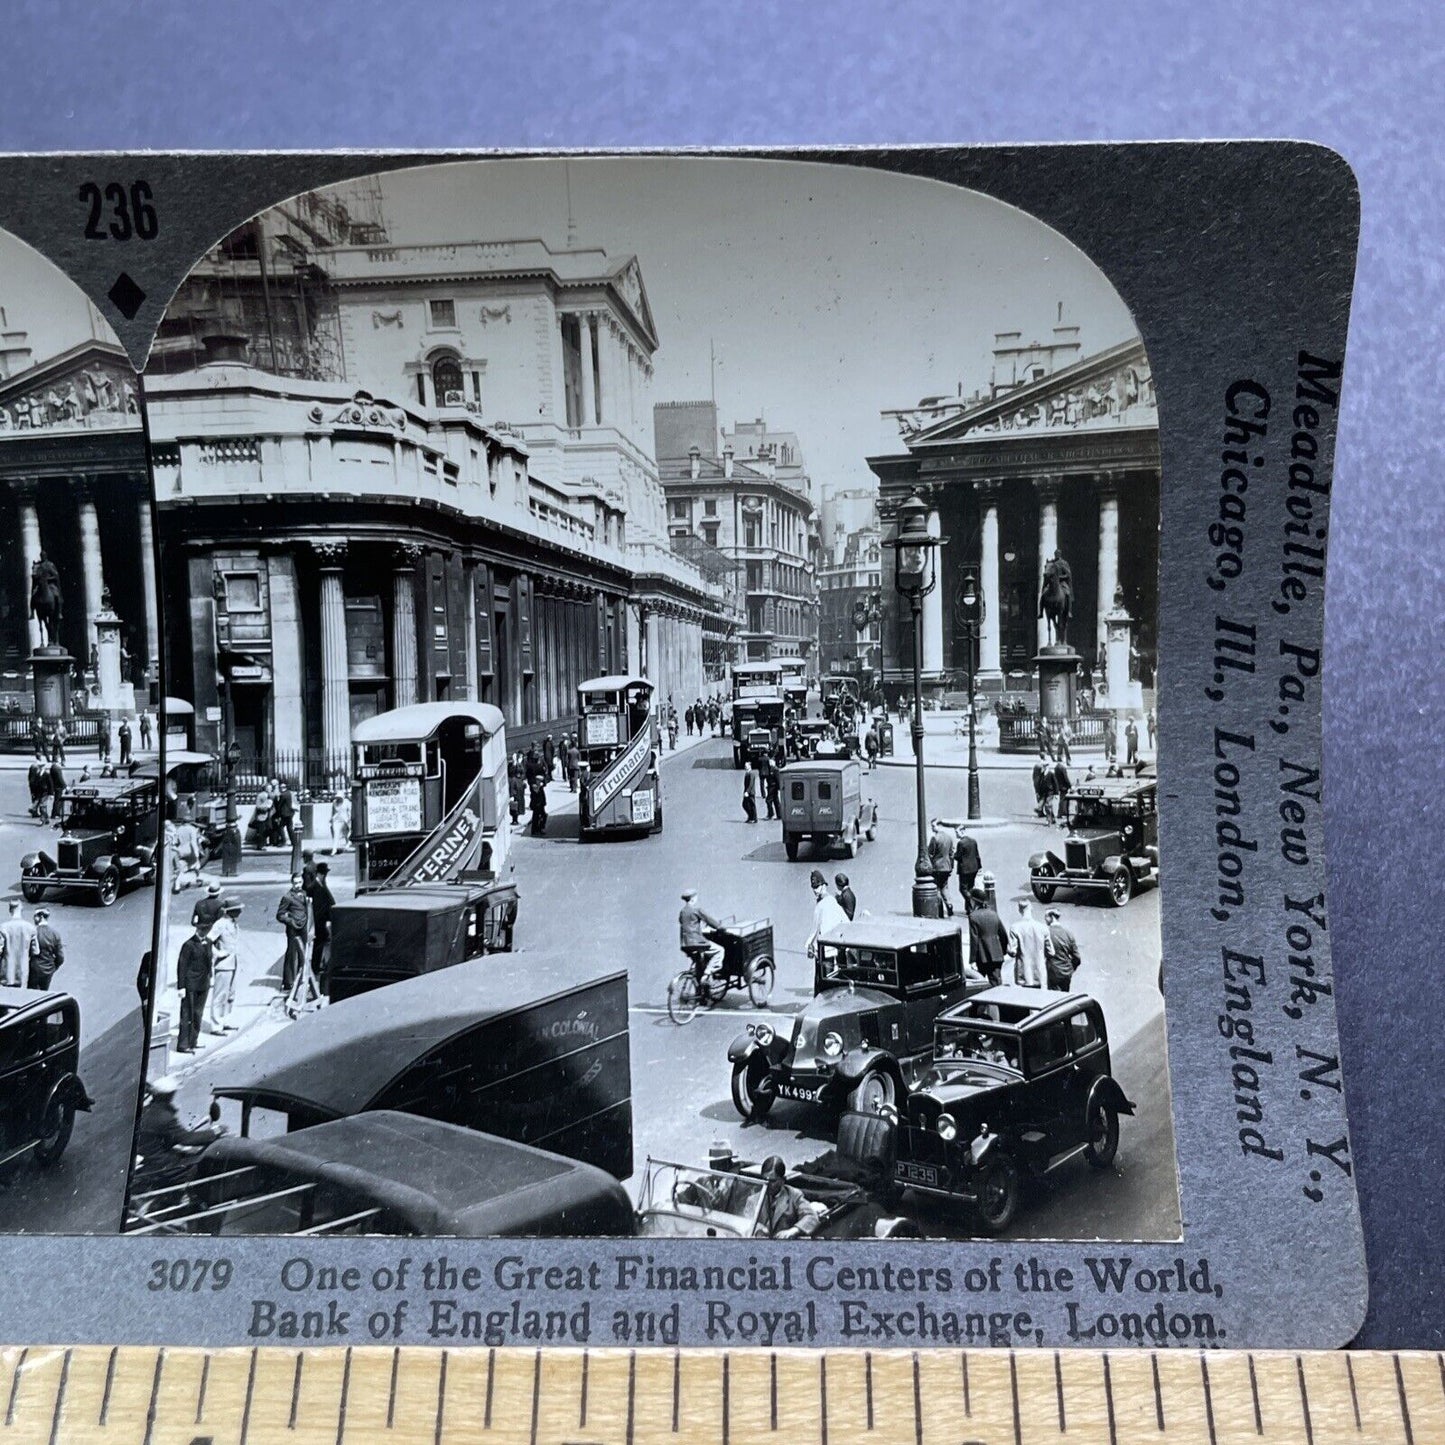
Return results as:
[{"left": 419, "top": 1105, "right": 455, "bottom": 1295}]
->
[{"left": 107, "top": 271, "right": 146, "bottom": 321}]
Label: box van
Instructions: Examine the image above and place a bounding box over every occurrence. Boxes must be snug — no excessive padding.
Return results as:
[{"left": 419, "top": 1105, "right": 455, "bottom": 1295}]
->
[{"left": 780, "top": 758, "right": 878, "bottom": 860}]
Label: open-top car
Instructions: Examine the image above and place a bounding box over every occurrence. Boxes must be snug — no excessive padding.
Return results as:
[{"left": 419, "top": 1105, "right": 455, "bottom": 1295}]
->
[
  {"left": 1030, "top": 772, "right": 1159, "bottom": 906},
  {"left": 0, "top": 992, "right": 92, "bottom": 1175},
  {"left": 728, "top": 917, "right": 985, "bottom": 1122},
  {"left": 635, "top": 1141, "right": 919, "bottom": 1240},
  {"left": 21, "top": 774, "right": 159, "bottom": 906},
  {"left": 889, "top": 986, "right": 1135, "bottom": 1234},
  {"left": 788, "top": 718, "right": 836, "bottom": 760}
]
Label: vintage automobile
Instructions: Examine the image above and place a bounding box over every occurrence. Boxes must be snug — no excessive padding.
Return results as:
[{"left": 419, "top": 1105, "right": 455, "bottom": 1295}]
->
[
  {"left": 21, "top": 774, "right": 159, "bottom": 906},
  {"left": 634, "top": 1139, "right": 919, "bottom": 1240},
  {"left": 788, "top": 718, "right": 836, "bottom": 760},
  {"left": 208, "top": 962, "right": 633, "bottom": 1182},
  {"left": 326, "top": 880, "right": 519, "bottom": 1002},
  {"left": 780, "top": 757, "right": 878, "bottom": 860},
  {"left": 889, "top": 986, "right": 1135, "bottom": 1233},
  {"left": 728, "top": 917, "right": 985, "bottom": 1121},
  {"left": 126, "top": 1110, "right": 633, "bottom": 1237},
  {"left": 0, "top": 992, "right": 93, "bottom": 1174},
  {"left": 1029, "top": 773, "right": 1159, "bottom": 907}
]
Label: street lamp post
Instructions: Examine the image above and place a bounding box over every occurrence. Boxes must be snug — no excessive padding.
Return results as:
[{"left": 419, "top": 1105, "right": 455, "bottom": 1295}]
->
[
  {"left": 957, "top": 567, "right": 983, "bottom": 821},
  {"left": 886, "top": 493, "right": 945, "bottom": 918},
  {"left": 218, "top": 669, "right": 243, "bottom": 877}
]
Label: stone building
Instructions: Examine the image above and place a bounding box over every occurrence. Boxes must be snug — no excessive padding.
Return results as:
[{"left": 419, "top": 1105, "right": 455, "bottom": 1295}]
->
[
  {"left": 0, "top": 332, "right": 153, "bottom": 716},
  {"left": 868, "top": 329, "right": 1160, "bottom": 696},
  {"left": 655, "top": 400, "right": 819, "bottom": 677},
  {"left": 817, "top": 521, "right": 883, "bottom": 681},
  {"left": 151, "top": 211, "right": 731, "bottom": 775}
]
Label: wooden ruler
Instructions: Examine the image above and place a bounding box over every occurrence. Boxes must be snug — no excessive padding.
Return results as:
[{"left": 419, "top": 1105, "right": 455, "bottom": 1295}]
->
[{"left": 0, "top": 1346, "right": 1439, "bottom": 1444}]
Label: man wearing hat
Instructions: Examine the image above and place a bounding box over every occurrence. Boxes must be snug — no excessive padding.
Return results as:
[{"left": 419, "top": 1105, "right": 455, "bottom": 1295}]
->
[
  {"left": 135, "top": 1075, "right": 220, "bottom": 1165},
  {"left": 307, "top": 861, "right": 336, "bottom": 997},
  {"left": 207, "top": 898, "right": 242, "bottom": 1033},
  {"left": 967, "top": 888, "right": 1011, "bottom": 988},
  {"left": 1008, "top": 897, "right": 1053, "bottom": 989},
  {"left": 679, "top": 888, "right": 722, "bottom": 984},
  {"left": 1044, "top": 908, "right": 1081, "bottom": 992},
  {"left": 0, "top": 898, "right": 36, "bottom": 989},
  {"left": 175, "top": 918, "right": 215, "bottom": 1054},
  {"left": 754, "top": 1155, "right": 823, "bottom": 1239},
  {"left": 28, "top": 907, "right": 64, "bottom": 991},
  {"left": 191, "top": 882, "right": 225, "bottom": 934}
]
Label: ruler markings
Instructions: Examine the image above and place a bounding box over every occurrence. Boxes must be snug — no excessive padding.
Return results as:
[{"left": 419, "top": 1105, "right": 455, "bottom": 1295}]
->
[
  {"left": 530, "top": 1349, "right": 541, "bottom": 1445},
  {"left": 1439, "top": 1352, "right": 1445, "bottom": 1412},
  {"left": 98, "top": 1344, "right": 117, "bottom": 1427},
  {"left": 5, "top": 1347, "right": 27, "bottom": 1427},
  {"left": 1054, "top": 1350, "right": 1066, "bottom": 1433},
  {"left": 864, "top": 1351, "right": 874, "bottom": 1431},
  {"left": 44, "top": 1347, "right": 68, "bottom": 1445},
  {"left": 912, "top": 1352, "right": 923, "bottom": 1445},
  {"left": 483, "top": 1347, "right": 495, "bottom": 1429},
  {"left": 961, "top": 1350, "right": 970, "bottom": 1416},
  {"left": 1345, "top": 1352, "right": 1361, "bottom": 1430},
  {"left": 141, "top": 1348, "right": 164, "bottom": 1445},
  {"left": 387, "top": 1346, "right": 400, "bottom": 1430},
  {"left": 433, "top": 1349, "right": 448, "bottom": 1445},
  {"left": 1199, "top": 1354, "right": 1217, "bottom": 1445},
  {"left": 1247, "top": 1353, "right": 1262, "bottom": 1434},
  {"left": 288, "top": 1351, "right": 303, "bottom": 1429},
  {"left": 1296, "top": 1354, "right": 1314, "bottom": 1445},
  {"left": 626, "top": 1350, "right": 636, "bottom": 1445},
  {"left": 669, "top": 1349, "right": 680, "bottom": 1433},
  {"left": 196, "top": 1351, "right": 211, "bottom": 1425},
  {"left": 819, "top": 1354, "right": 828, "bottom": 1445},
  {"left": 722, "top": 1352, "right": 730, "bottom": 1445},
  {"left": 239, "top": 1347, "right": 257, "bottom": 1444},
  {"left": 1395, "top": 1353, "right": 1415, "bottom": 1445},
  {"left": 579, "top": 1348, "right": 589, "bottom": 1428},
  {"left": 336, "top": 1346, "right": 352, "bottom": 1445},
  {"left": 1151, "top": 1353, "right": 1165, "bottom": 1431},
  {"left": 1009, "top": 1352, "right": 1022, "bottom": 1445},
  {"left": 1102, "top": 1353, "right": 1118, "bottom": 1445},
  {"left": 770, "top": 1351, "right": 778, "bottom": 1431}
]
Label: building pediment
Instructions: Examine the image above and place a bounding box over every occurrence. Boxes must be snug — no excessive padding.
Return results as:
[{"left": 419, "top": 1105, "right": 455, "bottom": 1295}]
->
[
  {"left": 0, "top": 341, "right": 140, "bottom": 436},
  {"left": 608, "top": 257, "right": 659, "bottom": 351},
  {"left": 895, "top": 337, "right": 1155, "bottom": 448}
]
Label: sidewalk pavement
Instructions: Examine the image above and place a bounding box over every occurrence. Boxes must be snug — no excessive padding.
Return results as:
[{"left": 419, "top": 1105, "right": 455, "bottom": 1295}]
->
[
  {"left": 874, "top": 713, "right": 1157, "bottom": 773},
  {"left": 0, "top": 745, "right": 160, "bottom": 772}
]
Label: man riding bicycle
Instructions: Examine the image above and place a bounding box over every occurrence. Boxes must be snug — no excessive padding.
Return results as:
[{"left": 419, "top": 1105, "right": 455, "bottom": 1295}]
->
[{"left": 679, "top": 887, "right": 722, "bottom": 984}]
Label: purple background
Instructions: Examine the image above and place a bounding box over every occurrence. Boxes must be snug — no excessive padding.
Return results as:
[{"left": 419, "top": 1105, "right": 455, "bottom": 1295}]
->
[{"left": 1, "top": 0, "right": 1437, "bottom": 1348}]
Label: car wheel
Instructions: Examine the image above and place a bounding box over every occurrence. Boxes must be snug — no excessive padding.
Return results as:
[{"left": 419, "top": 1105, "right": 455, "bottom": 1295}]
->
[
  {"left": 667, "top": 971, "right": 701, "bottom": 1025},
  {"left": 1030, "top": 864, "right": 1057, "bottom": 904},
  {"left": 1108, "top": 865, "right": 1134, "bottom": 907},
  {"left": 34, "top": 1095, "right": 75, "bottom": 1168},
  {"left": 846, "top": 825, "right": 860, "bottom": 858},
  {"left": 849, "top": 1068, "right": 896, "bottom": 1116},
  {"left": 1084, "top": 1096, "right": 1120, "bottom": 1169},
  {"left": 865, "top": 814, "right": 877, "bottom": 841},
  {"left": 973, "top": 1153, "right": 1022, "bottom": 1234},
  {"left": 97, "top": 870, "right": 120, "bottom": 907},
  {"left": 20, "top": 878, "right": 45, "bottom": 904},
  {"left": 784, "top": 834, "right": 799, "bottom": 861},
  {"left": 731, "top": 1053, "right": 774, "bottom": 1121},
  {"left": 747, "top": 958, "right": 775, "bottom": 1007}
]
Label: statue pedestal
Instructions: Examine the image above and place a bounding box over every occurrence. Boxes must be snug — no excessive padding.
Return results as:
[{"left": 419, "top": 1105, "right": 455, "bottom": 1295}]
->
[
  {"left": 30, "top": 648, "right": 75, "bottom": 722},
  {"left": 1034, "top": 645, "right": 1082, "bottom": 723}
]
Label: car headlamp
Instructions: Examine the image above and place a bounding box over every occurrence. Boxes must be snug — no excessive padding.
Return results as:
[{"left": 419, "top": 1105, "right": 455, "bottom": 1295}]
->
[
  {"left": 936, "top": 1112, "right": 958, "bottom": 1142},
  {"left": 752, "top": 1022, "right": 775, "bottom": 1047},
  {"left": 822, "top": 1031, "right": 843, "bottom": 1057}
]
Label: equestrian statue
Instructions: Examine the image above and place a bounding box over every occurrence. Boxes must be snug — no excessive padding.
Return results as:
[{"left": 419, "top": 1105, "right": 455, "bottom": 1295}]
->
[
  {"left": 29, "top": 554, "right": 63, "bottom": 650},
  {"left": 1038, "top": 549, "right": 1074, "bottom": 647}
]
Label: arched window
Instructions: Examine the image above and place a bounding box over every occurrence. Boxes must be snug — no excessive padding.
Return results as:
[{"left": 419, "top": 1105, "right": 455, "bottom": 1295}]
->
[{"left": 431, "top": 354, "right": 464, "bottom": 404}]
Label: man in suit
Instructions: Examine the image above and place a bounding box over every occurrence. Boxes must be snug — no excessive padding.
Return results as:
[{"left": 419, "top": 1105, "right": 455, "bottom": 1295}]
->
[
  {"left": 834, "top": 873, "right": 857, "bottom": 921},
  {"left": 29, "top": 907, "right": 64, "bottom": 991},
  {"left": 175, "top": 920, "right": 214, "bottom": 1053},
  {"left": 967, "top": 889, "right": 1012, "bottom": 987},
  {"left": 953, "top": 829, "right": 982, "bottom": 910},
  {"left": 275, "top": 874, "right": 309, "bottom": 994},
  {"left": 306, "top": 861, "right": 336, "bottom": 996}
]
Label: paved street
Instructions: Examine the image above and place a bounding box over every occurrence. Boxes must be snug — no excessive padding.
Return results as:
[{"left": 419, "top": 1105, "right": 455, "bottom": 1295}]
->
[
  {"left": 0, "top": 764, "right": 153, "bottom": 1231},
  {"left": 156, "top": 724, "right": 1179, "bottom": 1243}
]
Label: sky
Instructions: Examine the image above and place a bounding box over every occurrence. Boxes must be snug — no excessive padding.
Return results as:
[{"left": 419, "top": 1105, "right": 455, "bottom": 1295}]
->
[
  {"left": 363, "top": 157, "right": 1140, "bottom": 499},
  {"left": 0, "top": 231, "right": 114, "bottom": 367}
]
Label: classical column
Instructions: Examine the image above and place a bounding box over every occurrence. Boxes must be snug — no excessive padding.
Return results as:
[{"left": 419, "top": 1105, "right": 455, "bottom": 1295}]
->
[
  {"left": 77, "top": 484, "right": 105, "bottom": 655},
  {"left": 975, "top": 479, "right": 1003, "bottom": 681},
  {"left": 921, "top": 505, "right": 944, "bottom": 674},
  {"left": 137, "top": 497, "right": 160, "bottom": 681},
  {"left": 578, "top": 313, "right": 597, "bottom": 427},
  {"left": 1035, "top": 476, "right": 1061, "bottom": 652},
  {"left": 313, "top": 540, "right": 350, "bottom": 774},
  {"left": 392, "top": 544, "right": 421, "bottom": 708},
  {"left": 1095, "top": 472, "right": 1120, "bottom": 664},
  {"left": 17, "top": 484, "right": 42, "bottom": 653},
  {"left": 462, "top": 562, "right": 479, "bottom": 702}
]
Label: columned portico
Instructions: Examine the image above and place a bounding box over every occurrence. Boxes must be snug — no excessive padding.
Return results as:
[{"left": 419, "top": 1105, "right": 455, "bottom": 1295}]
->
[
  {"left": 138, "top": 499, "right": 160, "bottom": 675},
  {"left": 922, "top": 504, "right": 944, "bottom": 674},
  {"left": 313, "top": 540, "right": 350, "bottom": 769},
  {"left": 1034, "top": 476, "right": 1060, "bottom": 652},
  {"left": 578, "top": 312, "right": 597, "bottom": 427},
  {"left": 1095, "top": 472, "right": 1120, "bottom": 661},
  {"left": 392, "top": 545, "right": 420, "bottom": 709},
  {"left": 976, "top": 479, "right": 1003, "bottom": 681},
  {"left": 17, "top": 484, "right": 42, "bottom": 654},
  {"left": 78, "top": 484, "right": 105, "bottom": 654}
]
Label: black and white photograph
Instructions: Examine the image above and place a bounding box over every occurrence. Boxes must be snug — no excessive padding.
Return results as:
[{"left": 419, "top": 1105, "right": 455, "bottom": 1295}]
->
[
  {"left": 0, "top": 233, "right": 155, "bottom": 1230},
  {"left": 121, "top": 156, "right": 1177, "bottom": 1244}
]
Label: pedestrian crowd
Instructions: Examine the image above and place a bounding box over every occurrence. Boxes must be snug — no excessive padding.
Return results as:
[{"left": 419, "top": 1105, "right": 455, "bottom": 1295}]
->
[{"left": 0, "top": 897, "right": 66, "bottom": 992}]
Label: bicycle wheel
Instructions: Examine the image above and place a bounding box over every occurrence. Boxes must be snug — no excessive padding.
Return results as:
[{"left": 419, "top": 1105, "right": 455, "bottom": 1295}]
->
[
  {"left": 667, "top": 970, "right": 701, "bottom": 1025},
  {"left": 746, "top": 957, "right": 776, "bottom": 1006}
]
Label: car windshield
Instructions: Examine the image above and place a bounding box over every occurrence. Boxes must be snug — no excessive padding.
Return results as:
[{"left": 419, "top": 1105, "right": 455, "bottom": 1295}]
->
[
  {"left": 1067, "top": 795, "right": 1123, "bottom": 827},
  {"left": 60, "top": 795, "right": 129, "bottom": 830},
  {"left": 934, "top": 1021, "right": 1022, "bottom": 1071},
  {"left": 817, "top": 943, "right": 899, "bottom": 990},
  {"left": 634, "top": 1161, "right": 766, "bottom": 1238}
]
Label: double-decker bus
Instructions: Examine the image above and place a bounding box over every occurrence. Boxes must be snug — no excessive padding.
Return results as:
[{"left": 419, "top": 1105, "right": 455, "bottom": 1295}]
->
[
  {"left": 577, "top": 675, "right": 663, "bottom": 839},
  {"left": 350, "top": 702, "right": 510, "bottom": 893},
  {"left": 777, "top": 657, "right": 810, "bottom": 712},
  {"left": 730, "top": 661, "right": 786, "bottom": 769}
]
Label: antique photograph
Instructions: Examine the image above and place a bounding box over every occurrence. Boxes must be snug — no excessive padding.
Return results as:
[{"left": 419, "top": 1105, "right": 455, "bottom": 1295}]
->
[
  {"left": 0, "top": 232, "right": 155, "bottom": 1230},
  {"left": 123, "top": 156, "right": 1177, "bottom": 1243}
]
